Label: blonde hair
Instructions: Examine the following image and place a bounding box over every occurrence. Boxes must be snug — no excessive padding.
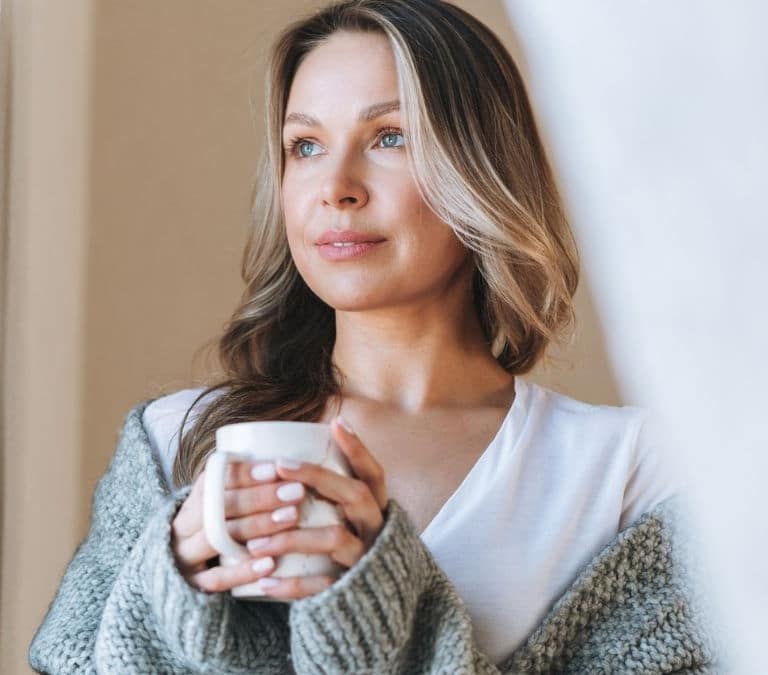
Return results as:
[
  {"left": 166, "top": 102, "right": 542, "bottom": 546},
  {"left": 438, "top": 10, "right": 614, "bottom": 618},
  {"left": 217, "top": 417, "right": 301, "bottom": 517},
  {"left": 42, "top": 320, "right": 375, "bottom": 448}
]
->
[{"left": 173, "top": 0, "right": 579, "bottom": 489}]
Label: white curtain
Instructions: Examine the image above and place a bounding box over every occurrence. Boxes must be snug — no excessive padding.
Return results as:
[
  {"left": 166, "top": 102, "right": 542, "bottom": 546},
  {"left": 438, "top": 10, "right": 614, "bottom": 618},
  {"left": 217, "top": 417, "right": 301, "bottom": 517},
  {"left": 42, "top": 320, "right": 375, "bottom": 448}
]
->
[{"left": 502, "top": 1, "right": 767, "bottom": 670}]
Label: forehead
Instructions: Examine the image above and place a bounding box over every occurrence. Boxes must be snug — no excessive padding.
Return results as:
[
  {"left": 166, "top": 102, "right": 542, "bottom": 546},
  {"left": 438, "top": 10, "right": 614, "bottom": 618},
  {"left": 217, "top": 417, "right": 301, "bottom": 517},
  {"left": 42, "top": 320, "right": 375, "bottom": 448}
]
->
[{"left": 285, "top": 31, "right": 399, "bottom": 117}]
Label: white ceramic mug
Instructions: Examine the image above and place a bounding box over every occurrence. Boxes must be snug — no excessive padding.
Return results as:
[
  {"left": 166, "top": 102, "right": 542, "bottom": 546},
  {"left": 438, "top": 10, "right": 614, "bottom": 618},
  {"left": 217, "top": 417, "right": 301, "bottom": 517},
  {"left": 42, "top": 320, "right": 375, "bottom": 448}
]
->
[{"left": 203, "top": 420, "right": 351, "bottom": 601}]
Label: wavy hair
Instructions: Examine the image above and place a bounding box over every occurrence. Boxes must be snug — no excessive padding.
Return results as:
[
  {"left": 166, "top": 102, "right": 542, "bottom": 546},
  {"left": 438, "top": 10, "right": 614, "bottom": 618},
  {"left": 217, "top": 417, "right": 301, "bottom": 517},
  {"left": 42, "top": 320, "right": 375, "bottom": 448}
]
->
[{"left": 173, "top": 0, "right": 579, "bottom": 490}]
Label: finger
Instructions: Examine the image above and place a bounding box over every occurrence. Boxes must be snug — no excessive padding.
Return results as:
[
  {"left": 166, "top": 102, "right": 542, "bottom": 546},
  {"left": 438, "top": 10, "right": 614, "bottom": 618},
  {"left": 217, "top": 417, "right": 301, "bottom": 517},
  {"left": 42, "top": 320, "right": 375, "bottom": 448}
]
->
[
  {"left": 275, "top": 461, "right": 383, "bottom": 547},
  {"left": 173, "top": 460, "right": 280, "bottom": 538},
  {"left": 225, "top": 503, "right": 303, "bottom": 542},
  {"left": 174, "top": 526, "right": 221, "bottom": 569},
  {"left": 189, "top": 554, "right": 278, "bottom": 593},
  {"left": 174, "top": 495, "right": 304, "bottom": 570},
  {"left": 225, "top": 460, "right": 278, "bottom": 489},
  {"left": 253, "top": 574, "right": 336, "bottom": 600},
  {"left": 246, "top": 523, "right": 366, "bottom": 569},
  {"left": 331, "top": 417, "right": 388, "bottom": 510},
  {"left": 171, "top": 469, "right": 207, "bottom": 538},
  {"left": 224, "top": 480, "right": 306, "bottom": 519}
]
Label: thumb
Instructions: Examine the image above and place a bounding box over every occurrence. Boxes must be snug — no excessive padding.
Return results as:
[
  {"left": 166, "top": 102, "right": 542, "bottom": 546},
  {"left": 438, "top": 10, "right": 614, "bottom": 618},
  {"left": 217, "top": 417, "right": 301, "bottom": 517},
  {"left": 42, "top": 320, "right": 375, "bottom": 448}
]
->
[{"left": 331, "top": 416, "right": 388, "bottom": 510}]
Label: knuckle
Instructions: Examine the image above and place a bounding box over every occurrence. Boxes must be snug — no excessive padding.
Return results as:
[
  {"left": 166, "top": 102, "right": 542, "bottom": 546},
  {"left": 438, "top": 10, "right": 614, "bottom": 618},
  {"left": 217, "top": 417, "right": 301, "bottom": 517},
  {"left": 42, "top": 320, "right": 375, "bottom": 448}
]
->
[
  {"left": 281, "top": 576, "right": 302, "bottom": 595},
  {"left": 197, "top": 571, "right": 222, "bottom": 592},
  {"left": 230, "top": 513, "right": 261, "bottom": 539},
  {"left": 224, "top": 487, "right": 256, "bottom": 516},
  {"left": 265, "top": 531, "right": 287, "bottom": 552},
  {"left": 344, "top": 440, "right": 360, "bottom": 455},
  {"left": 229, "top": 488, "right": 252, "bottom": 514},
  {"left": 315, "top": 576, "right": 336, "bottom": 593},
  {"left": 371, "top": 462, "right": 385, "bottom": 482},
  {"left": 330, "top": 524, "right": 348, "bottom": 548},
  {"left": 348, "top": 444, "right": 365, "bottom": 462},
  {"left": 226, "top": 516, "right": 250, "bottom": 541},
  {"left": 172, "top": 511, "right": 196, "bottom": 539},
  {"left": 350, "top": 480, "right": 369, "bottom": 503},
  {"left": 247, "top": 485, "right": 271, "bottom": 511},
  {"left": 230, "top": 512, "right": 286, "bottom": 541}
]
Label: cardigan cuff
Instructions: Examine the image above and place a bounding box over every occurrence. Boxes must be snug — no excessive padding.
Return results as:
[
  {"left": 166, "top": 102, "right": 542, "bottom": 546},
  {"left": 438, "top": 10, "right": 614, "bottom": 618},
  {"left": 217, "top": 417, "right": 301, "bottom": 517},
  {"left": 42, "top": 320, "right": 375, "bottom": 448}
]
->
[
  {"left": 288, "top": 499, "right": 432, "bottom": 674},
  {"left": 142, "top": 487, "right": 237, "bottom": 662},
  {"left": 95, "top": 485, "right": 291, "bottom": 672}
]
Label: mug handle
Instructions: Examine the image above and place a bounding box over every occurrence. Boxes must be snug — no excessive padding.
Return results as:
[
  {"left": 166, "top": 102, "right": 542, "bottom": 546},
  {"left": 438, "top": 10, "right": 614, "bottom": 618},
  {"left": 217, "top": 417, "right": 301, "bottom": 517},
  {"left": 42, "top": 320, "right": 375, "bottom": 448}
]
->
[{"left": 203, "top": 451, "right": 250, "bottom": 560}]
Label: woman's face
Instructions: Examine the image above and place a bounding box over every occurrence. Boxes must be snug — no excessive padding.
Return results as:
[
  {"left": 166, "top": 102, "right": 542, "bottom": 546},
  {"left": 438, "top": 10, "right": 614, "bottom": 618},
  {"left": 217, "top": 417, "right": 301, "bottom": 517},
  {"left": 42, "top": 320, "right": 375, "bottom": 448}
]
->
[{"left": 281, "top": 30, "right": 471, "bottom": 312}]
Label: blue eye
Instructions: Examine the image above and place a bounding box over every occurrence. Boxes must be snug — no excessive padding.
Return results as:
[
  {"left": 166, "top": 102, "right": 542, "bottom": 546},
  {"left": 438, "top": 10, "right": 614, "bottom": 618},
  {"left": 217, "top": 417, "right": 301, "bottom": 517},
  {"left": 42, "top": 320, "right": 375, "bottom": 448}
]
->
[
  {"left": 296, "top": 140, "right": 320, "bottom": 158},
  {"left": 379, "top": 131, "right": 405, "bottom": 148}
]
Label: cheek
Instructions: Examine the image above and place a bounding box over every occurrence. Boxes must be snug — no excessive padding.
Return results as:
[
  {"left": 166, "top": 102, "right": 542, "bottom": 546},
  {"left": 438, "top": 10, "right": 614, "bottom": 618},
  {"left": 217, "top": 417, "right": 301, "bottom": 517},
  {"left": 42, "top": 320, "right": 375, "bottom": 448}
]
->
[
  {"left": 281, "top": 185, "right": 309, "bottom": 250},
  {"left": 393, "top": 179, "right": 425, "bottom": 220},
  {"left": 399, "top": 190, "right": 466, "bottom": 261},
  {"left": 281, "top": 182, "right": 298, "bottom": 226}
]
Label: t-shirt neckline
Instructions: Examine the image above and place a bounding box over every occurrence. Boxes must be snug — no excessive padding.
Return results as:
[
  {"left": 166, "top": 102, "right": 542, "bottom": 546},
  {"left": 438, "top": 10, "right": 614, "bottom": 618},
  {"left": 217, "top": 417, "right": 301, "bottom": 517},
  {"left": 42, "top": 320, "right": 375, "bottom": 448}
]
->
[{"left": 419, "top": 377, "right": 530, "bottom": 538}]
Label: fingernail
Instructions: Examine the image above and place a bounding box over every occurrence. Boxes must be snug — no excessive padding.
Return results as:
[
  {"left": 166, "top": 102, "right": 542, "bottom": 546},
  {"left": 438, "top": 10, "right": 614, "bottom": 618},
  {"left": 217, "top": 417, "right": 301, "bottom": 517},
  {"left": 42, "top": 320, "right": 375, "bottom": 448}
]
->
[
  {"left": 276, "top": 481, "right": 305, "bottom": 501},
  {"left": 271, "top": 505, "right": 298, "bottom": 522},
  {"left": 336, "top": 415, "right": 355, "bottom": 435},
  {"left": 251, "top": 556, "right": 274, "bottom": 574},
  {"left": 257, "top": 577, "right": 280, "bottom": 590},
  {"left": 276, "top": 458, "right": 302, "bottom": 470},
  {"left": 247, "top": 536, "right": 271, "bottom": 551},
  {"left": 251, "top": 462, "right": 276, "bottom": 481}
]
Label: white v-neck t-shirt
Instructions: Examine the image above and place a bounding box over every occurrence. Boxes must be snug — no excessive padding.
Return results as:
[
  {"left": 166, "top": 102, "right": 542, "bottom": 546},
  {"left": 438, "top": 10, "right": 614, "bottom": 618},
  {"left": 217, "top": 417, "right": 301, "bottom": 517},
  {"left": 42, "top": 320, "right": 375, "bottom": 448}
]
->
[{"left": 142, "top": 378, "right": 682, "bottom": 665}]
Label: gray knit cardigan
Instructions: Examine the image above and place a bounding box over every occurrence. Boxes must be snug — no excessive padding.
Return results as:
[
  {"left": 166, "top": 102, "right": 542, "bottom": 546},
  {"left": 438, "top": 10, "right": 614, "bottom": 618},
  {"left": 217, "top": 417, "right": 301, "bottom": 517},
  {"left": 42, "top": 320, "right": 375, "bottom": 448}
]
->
[{"left": 29, "top": 400, "right": 726, "bottom": 674}]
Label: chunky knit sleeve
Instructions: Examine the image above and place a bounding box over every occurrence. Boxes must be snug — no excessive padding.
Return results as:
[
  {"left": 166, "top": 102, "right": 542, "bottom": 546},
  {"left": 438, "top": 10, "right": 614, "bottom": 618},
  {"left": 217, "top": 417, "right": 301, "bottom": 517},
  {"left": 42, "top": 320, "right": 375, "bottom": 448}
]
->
[
  {"left": 500, "top": 494, "right": 727, "bottom": 674},
  {"left": 288, "top": 499, "right": 492, "bottom": 673},
  {"left": 28, "top": 401, "right": 291, "bottom": 675},
  {"left": 288, "top": 495, "right": 726, "bottom": 674}
]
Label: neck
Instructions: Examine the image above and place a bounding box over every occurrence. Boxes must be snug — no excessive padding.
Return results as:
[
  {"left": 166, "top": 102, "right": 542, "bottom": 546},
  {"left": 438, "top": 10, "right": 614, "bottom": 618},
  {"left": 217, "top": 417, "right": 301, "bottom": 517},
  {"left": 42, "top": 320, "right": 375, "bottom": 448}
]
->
[{"left": 330, "top": 294, "right": 513, "bottom": 414}]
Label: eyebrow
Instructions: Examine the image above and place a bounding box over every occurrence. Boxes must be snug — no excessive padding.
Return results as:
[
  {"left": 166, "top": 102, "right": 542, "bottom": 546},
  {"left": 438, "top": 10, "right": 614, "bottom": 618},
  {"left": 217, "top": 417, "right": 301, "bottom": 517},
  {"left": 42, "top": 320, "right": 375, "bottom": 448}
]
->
[{"left": 283, "top": 99, "right": 400, "bottom": 128}]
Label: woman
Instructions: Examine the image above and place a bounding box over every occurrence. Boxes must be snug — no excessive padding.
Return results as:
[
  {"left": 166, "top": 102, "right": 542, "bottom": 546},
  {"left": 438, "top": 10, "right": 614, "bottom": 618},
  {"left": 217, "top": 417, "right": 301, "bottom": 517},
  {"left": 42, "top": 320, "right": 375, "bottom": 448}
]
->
[{"left": 29, "top": 1, "right": 721, "bottom": 673}]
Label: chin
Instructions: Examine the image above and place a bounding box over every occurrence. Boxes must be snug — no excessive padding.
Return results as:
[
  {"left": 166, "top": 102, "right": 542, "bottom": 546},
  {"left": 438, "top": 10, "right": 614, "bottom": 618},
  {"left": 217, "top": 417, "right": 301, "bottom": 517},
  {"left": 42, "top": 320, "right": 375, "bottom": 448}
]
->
[
  {"left": 311, "top": 287, "right": 391, "bottom": 312},
  {"left": 297, "top": 266, "right": 393, "bottom": 312}
]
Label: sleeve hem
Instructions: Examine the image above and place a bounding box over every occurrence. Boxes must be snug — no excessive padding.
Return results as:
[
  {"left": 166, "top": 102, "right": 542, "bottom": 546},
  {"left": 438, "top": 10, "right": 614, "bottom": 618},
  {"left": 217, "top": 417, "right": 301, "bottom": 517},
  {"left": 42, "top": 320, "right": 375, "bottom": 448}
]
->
[{"left": 288, "top": 499, "right": 432, "bottom": 672}]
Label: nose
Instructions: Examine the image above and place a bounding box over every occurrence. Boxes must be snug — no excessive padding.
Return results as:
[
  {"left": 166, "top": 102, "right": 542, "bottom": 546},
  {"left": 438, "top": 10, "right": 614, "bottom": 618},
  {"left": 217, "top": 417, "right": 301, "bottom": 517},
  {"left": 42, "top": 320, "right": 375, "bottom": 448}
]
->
[{"left": 320, "top": 158, "right": 369, "bottom": 210}]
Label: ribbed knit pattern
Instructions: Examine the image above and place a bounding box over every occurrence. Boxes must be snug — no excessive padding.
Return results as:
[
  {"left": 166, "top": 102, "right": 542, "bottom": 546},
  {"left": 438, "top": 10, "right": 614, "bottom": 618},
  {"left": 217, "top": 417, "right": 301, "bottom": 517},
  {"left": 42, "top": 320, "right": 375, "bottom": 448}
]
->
[{"left": 29, "top": 401, "right": 725, "bottom": 674}]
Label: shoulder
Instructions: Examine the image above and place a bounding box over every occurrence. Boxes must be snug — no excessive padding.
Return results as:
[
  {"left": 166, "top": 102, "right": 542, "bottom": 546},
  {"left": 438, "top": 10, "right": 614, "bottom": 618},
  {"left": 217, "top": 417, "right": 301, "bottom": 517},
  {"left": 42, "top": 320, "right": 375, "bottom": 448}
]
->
[
  {"left": 142, "top": 386, "right": 222, "bottom": 437},
  {"left": 523, "top": 381, "right": 683, "bottom": 529},
  {"left": 142, "top": 387, "right": 212, "bottom": 427},
  {"left": 524, "top": 381, "right": 665, "bottom": 487},
  {"left": 142, "top": 387, "right": 222, "bottom": 470},
  {"left": 524, "top": 380, "right": 648, "bottom": 444}
]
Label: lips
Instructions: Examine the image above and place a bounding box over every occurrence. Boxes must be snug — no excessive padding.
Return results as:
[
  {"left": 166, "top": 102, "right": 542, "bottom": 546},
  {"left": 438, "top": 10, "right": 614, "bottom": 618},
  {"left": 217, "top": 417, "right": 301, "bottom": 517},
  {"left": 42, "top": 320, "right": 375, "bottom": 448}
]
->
[{"left": 315, "top": 230, "right": 386, "bottom": 245}]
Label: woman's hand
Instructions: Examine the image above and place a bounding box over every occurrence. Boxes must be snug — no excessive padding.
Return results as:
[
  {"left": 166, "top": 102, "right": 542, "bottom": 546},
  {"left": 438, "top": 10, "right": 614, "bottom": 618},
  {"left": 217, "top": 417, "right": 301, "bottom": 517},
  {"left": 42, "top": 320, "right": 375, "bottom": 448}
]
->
[
  {"left": 170, "top": 458, "right": 310, "bottom": 593},
  {"left": 244, "top": 416, "right": 389, "bottom": 600}
]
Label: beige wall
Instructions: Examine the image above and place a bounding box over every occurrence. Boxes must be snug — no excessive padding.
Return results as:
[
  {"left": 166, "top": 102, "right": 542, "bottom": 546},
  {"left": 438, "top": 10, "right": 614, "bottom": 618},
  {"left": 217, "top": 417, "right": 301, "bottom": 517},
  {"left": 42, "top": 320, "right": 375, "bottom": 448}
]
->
[
  {"left": 0, "top": 1, "right": 617, "bottom": 672},
  {"left": 2, "top": 1, "right": 93, "bottom": 673}
]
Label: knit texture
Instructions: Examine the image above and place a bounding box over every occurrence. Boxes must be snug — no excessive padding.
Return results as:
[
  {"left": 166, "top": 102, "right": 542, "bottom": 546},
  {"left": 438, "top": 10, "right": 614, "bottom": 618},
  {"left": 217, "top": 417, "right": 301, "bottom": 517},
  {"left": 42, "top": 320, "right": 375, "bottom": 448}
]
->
[{"left": 28, "top": 400, "right": 725, "bottom": 674}]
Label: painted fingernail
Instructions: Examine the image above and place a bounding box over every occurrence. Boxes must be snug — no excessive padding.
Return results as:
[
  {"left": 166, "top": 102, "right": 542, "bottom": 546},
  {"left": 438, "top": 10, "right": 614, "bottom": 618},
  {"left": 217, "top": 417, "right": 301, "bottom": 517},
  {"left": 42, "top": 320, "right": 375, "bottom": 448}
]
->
[
  {"left": 247, "top": 536, "right": 271, "bottom": 551},
  {"left": 276, "top": 481, "right": 305, "bottom": 501},
  {"left": 251, "top": 556, "right": 274, "bottom": 574},
  {"left": 336, "top": 415, "right": 355, "bottom": 435},
  {"left": 276, "top": 458, "right": 302, "bottom": 470},
  {"left": 257, "top": 577, "right": 280, "bottom": 590},
  {"left": 251, "top": 462, "right": 276, "bottom": 481},
  {"left": 271, "top": 505, "right": 298, "bottom": 522}
]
